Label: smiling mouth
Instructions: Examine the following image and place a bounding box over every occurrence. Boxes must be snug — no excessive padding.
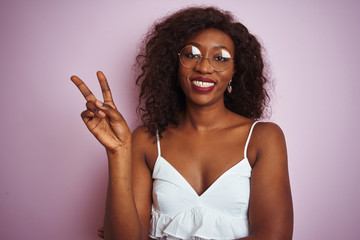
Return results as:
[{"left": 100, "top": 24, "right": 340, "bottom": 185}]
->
[{"left": 191, "top": 80, "right": 215, "bottom": 88}]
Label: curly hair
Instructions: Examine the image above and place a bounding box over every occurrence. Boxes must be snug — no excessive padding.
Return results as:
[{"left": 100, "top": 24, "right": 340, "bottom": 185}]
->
[{"left": 135, "top": 6, "right": 270, "bottom": 137}]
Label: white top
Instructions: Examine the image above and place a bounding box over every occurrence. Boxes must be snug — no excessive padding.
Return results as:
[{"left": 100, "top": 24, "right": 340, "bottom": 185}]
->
[{"left": 149, "top": 121, "right": 259, "bottom": 240}]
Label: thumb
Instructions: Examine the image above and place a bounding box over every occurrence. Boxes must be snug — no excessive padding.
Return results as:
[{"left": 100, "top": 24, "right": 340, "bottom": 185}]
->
[{"left": 95, "top": 100, "right": 130, "bottom": 138}]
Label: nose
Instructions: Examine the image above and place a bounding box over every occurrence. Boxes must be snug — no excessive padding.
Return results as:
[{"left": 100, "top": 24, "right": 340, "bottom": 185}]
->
[{"left": 194, "top": 57, "right": 214, "bottom": 73}]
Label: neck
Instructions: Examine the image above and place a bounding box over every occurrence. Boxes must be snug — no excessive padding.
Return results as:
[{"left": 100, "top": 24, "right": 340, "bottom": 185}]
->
[{"left": 180, "top": 100, "right": 230, "bottom": 132}]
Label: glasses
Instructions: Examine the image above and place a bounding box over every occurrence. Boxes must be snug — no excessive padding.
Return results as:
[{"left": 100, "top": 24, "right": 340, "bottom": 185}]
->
[{"left": 178, "top": 45, "right": 233, "bottom": 72}]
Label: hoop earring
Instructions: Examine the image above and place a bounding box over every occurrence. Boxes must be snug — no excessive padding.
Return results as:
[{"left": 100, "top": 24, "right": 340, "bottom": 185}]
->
[{"left": 227, "top": 78, "right": 232, "bottom": 94}]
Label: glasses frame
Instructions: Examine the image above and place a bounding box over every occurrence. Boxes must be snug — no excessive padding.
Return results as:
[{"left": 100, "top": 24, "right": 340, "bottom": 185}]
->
[{"left": 178, "top": 45, "right": 234, "bottom": 72}]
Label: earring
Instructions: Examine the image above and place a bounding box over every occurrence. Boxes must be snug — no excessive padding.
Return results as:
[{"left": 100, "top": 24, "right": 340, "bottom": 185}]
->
[{"left": 227, "top": 78, "right": 232, "bottom": 94}]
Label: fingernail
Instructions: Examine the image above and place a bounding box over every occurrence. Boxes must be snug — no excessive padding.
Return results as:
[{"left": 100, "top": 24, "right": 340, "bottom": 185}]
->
[
  {"left": 95, "top": 100, "right": 103, "bottom": 107},
  {"left": 89, "top": 111, "right": 95, "bottom": 116},
  {"left": 98, "top": 110, "right": 106, "bottom": 117}
]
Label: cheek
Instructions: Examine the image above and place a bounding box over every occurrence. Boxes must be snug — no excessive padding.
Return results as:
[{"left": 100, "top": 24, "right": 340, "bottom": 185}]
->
[{"left": 221, "top": 69, "right": 235, "bottom": 83}]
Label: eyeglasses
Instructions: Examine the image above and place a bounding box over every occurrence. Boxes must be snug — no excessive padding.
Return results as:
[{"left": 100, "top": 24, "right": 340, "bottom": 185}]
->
[{"left": 178, "top": 45, "right": 233, "bottom": 72}]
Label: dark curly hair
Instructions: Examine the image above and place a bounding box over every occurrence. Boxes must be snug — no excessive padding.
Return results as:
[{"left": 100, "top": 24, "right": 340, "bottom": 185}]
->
[{"left": 135, "top": 6, "right": 270, "bottom": 137}]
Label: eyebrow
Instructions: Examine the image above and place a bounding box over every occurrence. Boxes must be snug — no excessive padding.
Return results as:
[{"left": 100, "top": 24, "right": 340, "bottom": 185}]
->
[{"left": 187, "top": 42, "right": 230, "bottom": 51}]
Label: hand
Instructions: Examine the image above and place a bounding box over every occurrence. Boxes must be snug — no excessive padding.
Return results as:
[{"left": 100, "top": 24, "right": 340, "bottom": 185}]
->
[{"left": 71, "top": 71, "right": 131, "bottom": 152}]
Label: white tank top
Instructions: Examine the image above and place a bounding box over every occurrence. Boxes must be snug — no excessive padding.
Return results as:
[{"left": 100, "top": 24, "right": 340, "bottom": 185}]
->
[{"left": 149, "top": 121, "right": 259, "bottom": 240}]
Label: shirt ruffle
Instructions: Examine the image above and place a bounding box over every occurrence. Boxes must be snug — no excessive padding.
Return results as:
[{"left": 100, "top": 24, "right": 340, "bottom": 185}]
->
[{"left": 149, "top": 206, "right": 249, "bottom": 240}]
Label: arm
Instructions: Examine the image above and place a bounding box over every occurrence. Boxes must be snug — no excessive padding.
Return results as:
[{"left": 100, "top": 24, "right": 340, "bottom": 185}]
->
[
  {"left": 71, "top": 72, "right": 145, "bottom": 240},
  {"left": 131, "top": 127, "right": 154, "bottom": 240},
  {"left": 237, "top": 122, "right": 293, "bottom": 240},
  {"left": 98, "top": 129, "right": 153, "bottom": 240},
  {"left": 104, "top": 148, "right": 142, "bottom": 240}
]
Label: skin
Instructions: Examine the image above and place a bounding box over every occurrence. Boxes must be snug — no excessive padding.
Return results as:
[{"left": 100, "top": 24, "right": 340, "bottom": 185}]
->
[{"left": 72, "top": 28, "right": 293, "bottom": 240}]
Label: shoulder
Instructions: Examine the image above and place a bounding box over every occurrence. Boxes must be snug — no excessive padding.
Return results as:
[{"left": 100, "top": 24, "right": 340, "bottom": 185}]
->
[
  {"left": 226, "top": 112, "right": 285, "bottom": 144},
  {"left": 132, "top": 125, "right": 152, "bottom": 142},
  {"left": 253, "top": 121, "right": 285, "bottom": 142},
  {"left": 132, "top": 125, "right": 157, "bottom": 151},
  {"left": 132, "top": 125, "right": 158, "bottom": 169},
  {"left": 248, "top": 121, "right": 287, "bottom": 166},
  {"left": 133, "top": 124, "right": 160, "bottom": 142}
]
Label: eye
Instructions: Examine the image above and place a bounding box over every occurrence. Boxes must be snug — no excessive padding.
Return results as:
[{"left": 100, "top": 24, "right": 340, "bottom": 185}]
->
[
  {"left": 184, "top": 52, "right": 201, "bottom": 59},
  {"left": 213, "top": 56, "right": 230, "bottom": 62},
  {"left": 212, "top": 49, "right": 232, "bottom": 62},
  {"left": 181, "top": 46, "right": 201, "bottom": 60}
]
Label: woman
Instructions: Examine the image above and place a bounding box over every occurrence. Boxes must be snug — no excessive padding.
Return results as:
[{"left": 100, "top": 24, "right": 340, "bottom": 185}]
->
[{"left": 71, "top": 6, "right": 293, "bottom": 240}]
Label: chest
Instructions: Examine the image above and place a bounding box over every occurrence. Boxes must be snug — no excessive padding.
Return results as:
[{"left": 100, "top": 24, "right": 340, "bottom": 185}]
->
[
  {"left": 152, "top": 155, "right": 252, "bottom": 214},
  {"left": 154, "top": 132, "right": 248, "bottom": 196}
]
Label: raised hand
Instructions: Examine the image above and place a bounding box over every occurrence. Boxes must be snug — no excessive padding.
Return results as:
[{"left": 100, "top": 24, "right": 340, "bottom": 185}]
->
[{"left": 71, "top": 71, "right": 131, "bottom": 152}]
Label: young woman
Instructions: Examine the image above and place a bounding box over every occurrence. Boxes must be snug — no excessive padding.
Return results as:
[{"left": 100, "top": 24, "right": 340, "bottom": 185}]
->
[{"left": 71, "top": 7, "right": 293, "bottom": 240}]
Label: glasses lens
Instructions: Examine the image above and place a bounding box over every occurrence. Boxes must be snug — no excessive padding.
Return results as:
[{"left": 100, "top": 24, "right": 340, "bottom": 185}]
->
[
  {"left": 211, "top": 49, "right": 232, "bottom": 72},
  {"left": 179, "top": 46, "right": 201, "bottom": 68},
  {"left": 179, "top": 45, "right": 233, "bottom": 71}
]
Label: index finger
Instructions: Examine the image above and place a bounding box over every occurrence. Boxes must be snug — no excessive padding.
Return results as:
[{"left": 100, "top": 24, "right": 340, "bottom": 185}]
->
[
  {"left": 70, "top": 75, "right": 97, "bottom": 102},
  {"left": 97, "top": 71, "right": 114, "bottom": 104}
]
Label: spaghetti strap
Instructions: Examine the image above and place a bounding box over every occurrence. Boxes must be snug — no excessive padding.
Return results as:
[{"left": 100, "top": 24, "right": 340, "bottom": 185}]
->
[
  {"left": 244, "top": 121, "right": 260, "bottom": 159},
  {"left": 156, "top": 130, "right": 161, "bottom": 157}
]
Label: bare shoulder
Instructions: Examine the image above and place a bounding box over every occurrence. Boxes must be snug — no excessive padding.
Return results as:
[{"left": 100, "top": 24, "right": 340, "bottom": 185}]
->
[
  {"left": 132, "top": 126, "right": 158, "bottom": 169},
  {"left": 249, "top": 121, "right": 287, "bottom": 166},
  {"left": 253, "top": 121, "right": 286, "bottom": 143},
  {"left": 133, "top": 126, "right": 158, "bottom": 146},
  {"left": 132, "top": 125, "right": 151, "bottom": 143}
]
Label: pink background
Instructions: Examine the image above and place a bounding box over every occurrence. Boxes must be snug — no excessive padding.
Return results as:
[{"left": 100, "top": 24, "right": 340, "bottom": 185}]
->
[{"left": 1, "top": 0, "right": 359, "bottom": 239}]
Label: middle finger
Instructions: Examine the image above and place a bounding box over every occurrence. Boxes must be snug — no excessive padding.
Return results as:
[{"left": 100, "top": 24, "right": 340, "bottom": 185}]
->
[{"left": 96, "top": 71, "right": 114, "bottom": 106}]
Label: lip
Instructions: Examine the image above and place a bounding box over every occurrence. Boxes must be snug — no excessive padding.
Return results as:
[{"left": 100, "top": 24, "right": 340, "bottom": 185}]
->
[{"left": 190, "top": 77, "right": 216, "bottom": 93}]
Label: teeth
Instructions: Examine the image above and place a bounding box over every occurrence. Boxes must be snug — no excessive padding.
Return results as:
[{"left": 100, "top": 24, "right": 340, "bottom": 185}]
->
[{"left": 192, "top": 80, "right": 215, "bottom": 88}]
